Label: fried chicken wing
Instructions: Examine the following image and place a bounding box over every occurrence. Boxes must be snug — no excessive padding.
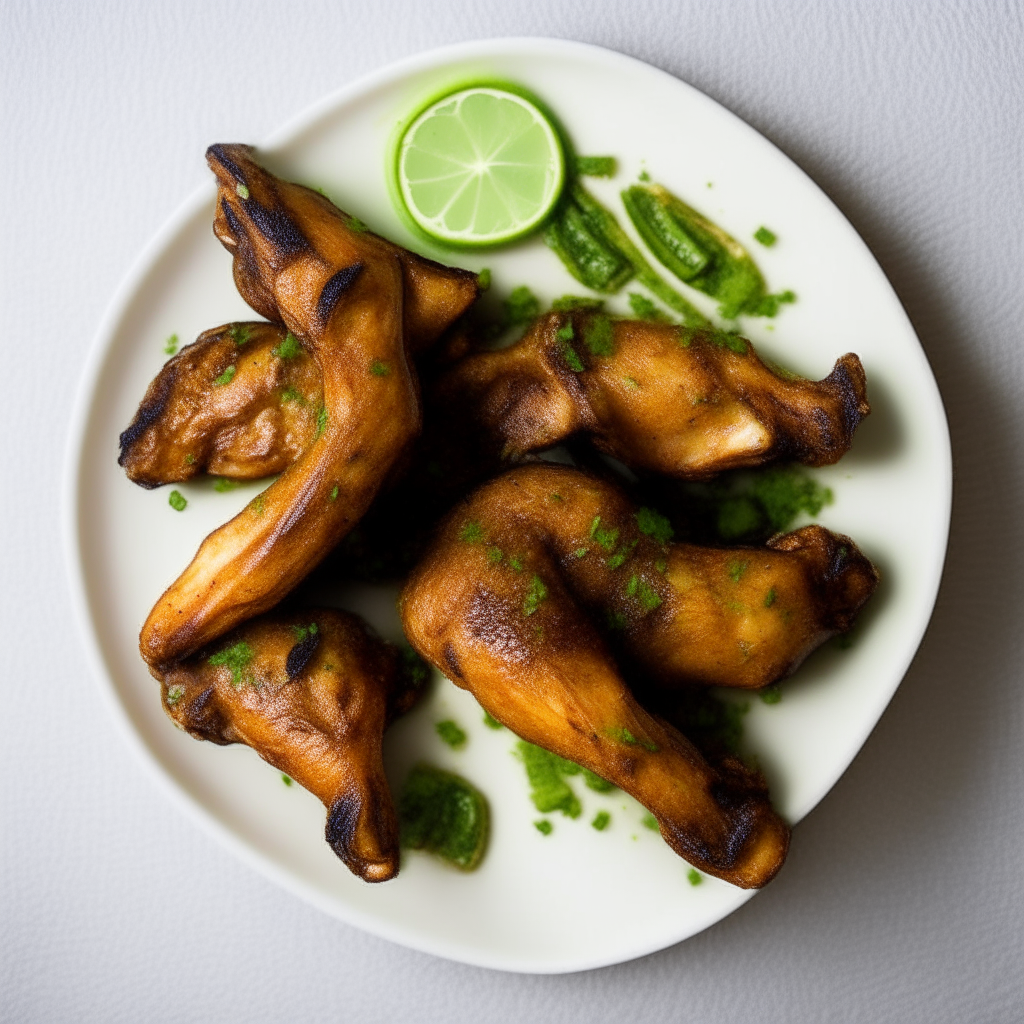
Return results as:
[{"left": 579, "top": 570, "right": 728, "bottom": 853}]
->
[
  {"left": 119, "top": 322, "right": 321, "bottom": 487},
  {"left": 401, "top": 463, "right": 878, "bottom": 693},
  {"left": 156, "top": 608, "right": 423, "bottom": 881},
  {"left": 139, "top": 146, "right": 477, "bottom": 668},
  {"left": 399, "top": 468, "right": 807, "bottom": 886},
  {"left": 433, "top": 310, "right": 869, "bottom": 478}
]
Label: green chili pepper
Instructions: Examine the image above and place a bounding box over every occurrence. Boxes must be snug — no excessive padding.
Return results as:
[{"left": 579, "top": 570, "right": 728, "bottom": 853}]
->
[
  {"left": 622, "top": 183, "right": 769, "bottom": 319},
  {"left": 545, "top": 183, "right": 709, "bottom": 327},
  {"left": 544, "top": 184, "right": 634, "bottom": 293}
]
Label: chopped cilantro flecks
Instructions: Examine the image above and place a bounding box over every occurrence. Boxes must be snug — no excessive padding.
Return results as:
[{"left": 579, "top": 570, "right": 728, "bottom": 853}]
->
[
  {"left": 281, "top": 774, "right": 293, "bottom": 786},
  {"left": 486, "top": 546, "right": 503, "bottom": 565},
  {"left": 623, "top": 376, "right": 640, "bottom": 390},
  {"left": 517, "top": 742, "right": 582, "bottom": 818},
  {"left": 627, "top": 575, "right": 662, "bottom": 612},
  {"left": 477, "top": 267, "right": 491, "bottom": 290},
  {"left": 509, "top": 556, "right": 524, "bottom": 572},
  {"left": 344, "top": 215, "right": 367, "bottom": 233},
  {"left": 523, "top": 575, "right": 548, "bottom": 616},
  {"left": 272, "top": 333, "right": 302, "bottom": 359},
  {"left": 289, "top": 622, "right": 318, "bottom": 642},
  {"left": 460, "top": 520, "right": 485, "bottom": 544},
  {"left": 627, "top": 292, "right": 672, "bottom": 322},
  {"left": 250, "top": 494, "right": 265, "bottom": 515},
  {"left": 482, "top": 711, "right": 503, "bottom": 730},
  {"left": 574, "top": 547, "right": 588, "bottom": 558},
  {"left": 589, "top": 516, "right": 620, "bottom": 552},
  {"left": 606, "top": 609, "right": 628, "bottom": 631},
  {"left": 642, "top": 812, "right": 659, "bottom": 832},
  {"left": 655, "top": 558, "right": 668, "bottom": 574},
  {"left": 213, "top": 365, "right": 236, "bottom": 386},
  {"left": 760, "top": 685, "right": 782, "bottom": 705},
  {"left": 168, "top": 490, "right": 187, "bottom": 512},
  {"left": 280, "top": 386, "right": 304, "bottom": 404},
  {"left": 592, "top": 810, "right": 611, "bottom": 831},
  {"left": 687, "top": 868, "right": 703, "bottom": 886},
  {"left": 751, "top": 290, "right": 797, "bottom": 317},
  {"left": 695, "top": 465, "right": 834, "bottom": 543},
  {"left": 728, "top": 560, "right": 748, "bottom": 583},
  {"left": 754, "top": 226, "right": 777, "bottom": 247},
  {"left": 608, "top": 726, "right": 659, "bottom": 752},
  {"left": 370, "top": 360, "right": 390, "bottom": 377},
  {"left": 582, "top": 314, "right": 614, "bottom": 357},
  {"left": 436, "top": 720, "right": 468, "bottom": 749},
  {"left": 329, "top": 485, "right": 339, "bottom": 501},
  {"left": 208, "top": 640, "right": 255, "bottom": 687},
  {"left": 636, "top": 507, "right": 674, "bottom": 544},
  {"left": 764, "top": 587, "right": 777, "bottom": 608},
  {"left": 228, "top": 323, "right": 251, "bottom": 347},
  {"left": 503, "top": 285, "right": 541, "bottom": 326},
  {"left": 163, "top": 333, "right": 179, "bottom": 355},
  {"left": 551, "top": 295, "right": 605, "bottom": 312},
  {"left": 556, "top": 322, "right": 585, "bottom": 372},
  {"left": 213, "top": 477, "right": 238, "bottom": 493},
  {"left": 184, "top": 453, "right": 195, "bottom": 465},
  {"left": 549, "top": 493, "right": 563, "bottom": 503},
  {"left": 315, "top": 404, "right": 328, "bottom": 438},
  {"left": 535, "top": 819, "right": 554, "bottom": 835},
  {"left": 165, "top": 684, "right": 185, "bottom": 706},
  {"left": 639, "top": 169, "right": 651, "bottom": 182},
  {"left": 605, "top": 550, "right": 629, "bottom": 570},
  {"left": 576, "top": 155, "right": 617, "bottom": 177},
  {"left": 235, "top": 183, "right": 249, "bottom": 200}
]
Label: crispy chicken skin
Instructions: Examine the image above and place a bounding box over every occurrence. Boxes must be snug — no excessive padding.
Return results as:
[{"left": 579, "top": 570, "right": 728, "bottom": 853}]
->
[
  {"left": 119, "top": 322, "right": 322, "bottom": 487},
  {"left": 401, "top": 464, "right": 878, "bottom": 692},
  {"left": 156, "top": 608, "right": 422, "bottom": 882},
  {"left": 400, "top": 470, "right": 801, "bottom": 886},
  {"left": 433, "top": 310, "right": 870, "bottom": 479},
  {"left": 139, "top": 146, "right": 477, "bottom": 669}
]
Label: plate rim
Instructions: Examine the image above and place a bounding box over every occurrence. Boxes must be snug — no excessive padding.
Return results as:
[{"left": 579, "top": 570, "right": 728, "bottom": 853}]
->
[{"left": 62, "top": 35, "right": 953, "bottom": 974}]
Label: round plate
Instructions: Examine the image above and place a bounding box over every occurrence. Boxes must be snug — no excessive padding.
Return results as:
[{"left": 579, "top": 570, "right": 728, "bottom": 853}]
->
[{"left": 64, "top": 38, "right": 951, "bottom": 973}]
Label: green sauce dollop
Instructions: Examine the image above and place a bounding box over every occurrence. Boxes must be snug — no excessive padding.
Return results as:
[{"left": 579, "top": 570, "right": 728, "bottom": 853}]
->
[{"left": 399, "top": 764, "right": 489, "bottom": 871}]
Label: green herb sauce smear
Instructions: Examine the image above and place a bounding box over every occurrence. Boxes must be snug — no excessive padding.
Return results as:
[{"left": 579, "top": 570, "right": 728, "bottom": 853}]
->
[{"left": 399, "top": 764, "right": 489, "bottom": 871}]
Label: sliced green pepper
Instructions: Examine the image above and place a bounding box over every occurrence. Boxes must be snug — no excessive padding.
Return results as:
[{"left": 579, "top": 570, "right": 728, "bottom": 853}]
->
[
  {"left": 544, "top": 184, "right": 634, "bottom": 293},
  {"left": 622, "top": 183, "right": 770, "bottom": 319},
  {"left": 545, "top": 183, "right": 709, "bottom": 327}
]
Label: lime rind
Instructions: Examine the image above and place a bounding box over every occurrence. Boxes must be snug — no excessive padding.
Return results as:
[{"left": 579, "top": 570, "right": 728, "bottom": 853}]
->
[{"left": 395, "top": 85, "right": 566, "bottom": 248}]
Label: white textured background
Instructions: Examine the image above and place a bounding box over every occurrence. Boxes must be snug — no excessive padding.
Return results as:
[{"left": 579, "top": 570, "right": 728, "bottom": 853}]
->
[{"left": 2, "top": 1, "right": 1023, "bottom": 1020}]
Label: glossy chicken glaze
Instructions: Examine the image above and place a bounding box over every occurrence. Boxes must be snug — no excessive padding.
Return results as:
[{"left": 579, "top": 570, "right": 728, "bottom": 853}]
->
[
  {"left": 156, "top": 608, "right": 422, "bottom": 881},
  {"left": 139, "top": 145, "right": 478, "bottom": 668}
]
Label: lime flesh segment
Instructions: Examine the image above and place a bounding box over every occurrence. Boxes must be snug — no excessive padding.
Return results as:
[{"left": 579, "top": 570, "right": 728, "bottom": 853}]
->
[{"left": 397, "top": 86, "right": 565, "bottom": 247}]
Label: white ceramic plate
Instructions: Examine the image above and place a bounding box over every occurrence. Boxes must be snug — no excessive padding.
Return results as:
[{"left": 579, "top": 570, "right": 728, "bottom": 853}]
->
[{"left": 64, "top": 38, "right": 951, "bottom": 973}]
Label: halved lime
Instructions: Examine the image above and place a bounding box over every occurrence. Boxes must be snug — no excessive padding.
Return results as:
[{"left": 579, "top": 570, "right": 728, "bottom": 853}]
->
[{"left": 395, "top": 85, "right": 565, "bottom": 248}]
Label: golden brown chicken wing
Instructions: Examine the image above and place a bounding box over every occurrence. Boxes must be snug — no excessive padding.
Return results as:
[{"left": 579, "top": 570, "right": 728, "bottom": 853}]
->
[
  {"left": 139, "top": 146, "right": 477, "bottom": 669},
  {"left": 399, "top": 467, "right": 806, "bottom": 886},
  {"left": 156, "top": 608, "right": 424, "bottom": 881},
  {"left": 119, "top": 322, "right": 321, "bottom": 487},
  {"left": 402, "top": 464, "right": 877, "bottom": 692},
  {"left": 432, "top": 309, "right": 869, "bottom": 479}
]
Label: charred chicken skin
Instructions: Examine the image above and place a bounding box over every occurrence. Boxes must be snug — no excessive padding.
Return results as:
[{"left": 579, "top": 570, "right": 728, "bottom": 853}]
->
[
  {"left": 400, "top": 468, "right": 817, "bottom": 886},
  {"left": 433, "top": 310, "right": 870, "bottom": 479},
  {"left": 139, "top": 145, "right": 477, "bottom": 669},
  {"left": 156, "top": 608, "right": 422, "bottom": 882}
]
